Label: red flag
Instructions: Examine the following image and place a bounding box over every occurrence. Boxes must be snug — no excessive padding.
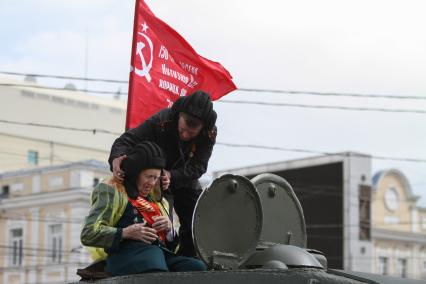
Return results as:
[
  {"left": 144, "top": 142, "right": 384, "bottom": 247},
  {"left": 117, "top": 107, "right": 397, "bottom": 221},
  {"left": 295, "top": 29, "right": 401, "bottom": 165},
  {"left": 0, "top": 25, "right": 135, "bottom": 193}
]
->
[{"left": 126, "top": 0, "right": 237, "bottom": 129}]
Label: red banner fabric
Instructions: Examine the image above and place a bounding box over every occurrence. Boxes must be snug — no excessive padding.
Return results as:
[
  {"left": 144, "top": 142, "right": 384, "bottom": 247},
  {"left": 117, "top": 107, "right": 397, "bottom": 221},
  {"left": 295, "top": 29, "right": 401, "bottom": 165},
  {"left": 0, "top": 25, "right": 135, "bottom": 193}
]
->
[{"left": 126, "top": 0, "right": 237, "bottom": 129}]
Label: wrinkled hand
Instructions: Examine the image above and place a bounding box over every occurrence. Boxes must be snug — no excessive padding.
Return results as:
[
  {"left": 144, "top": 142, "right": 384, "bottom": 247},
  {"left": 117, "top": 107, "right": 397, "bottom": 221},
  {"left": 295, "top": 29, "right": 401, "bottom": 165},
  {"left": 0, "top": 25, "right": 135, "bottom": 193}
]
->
[
  {"left": 122, "top": 222, "right": 157, "bottom": 244},
  {"left": 152, "top": 216, "right": 172, "bottom": 233},
  {"left": 112, "top": 155, "right": 127, "bottom": 182}
]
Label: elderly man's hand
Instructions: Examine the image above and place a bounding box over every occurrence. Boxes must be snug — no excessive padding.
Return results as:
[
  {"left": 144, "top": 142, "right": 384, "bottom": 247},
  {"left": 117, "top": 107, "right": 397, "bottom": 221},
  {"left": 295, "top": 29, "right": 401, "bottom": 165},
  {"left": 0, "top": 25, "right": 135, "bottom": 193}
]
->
[
  {"left": 152, "top": 216, "right": 172, "bottom": 233},
  {"left": 122, "top": 222, "right": 157, "bottom": 244},
  {"left": 112, "top": 155, "right": 127, "bottom": 182}
]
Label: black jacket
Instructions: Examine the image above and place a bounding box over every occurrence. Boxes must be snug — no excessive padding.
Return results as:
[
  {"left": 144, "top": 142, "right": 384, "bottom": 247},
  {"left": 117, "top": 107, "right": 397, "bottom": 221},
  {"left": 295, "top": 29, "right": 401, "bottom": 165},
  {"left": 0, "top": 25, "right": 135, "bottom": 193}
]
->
[{"left": 109, "top": 108, "right": 216, "bottom": 190}]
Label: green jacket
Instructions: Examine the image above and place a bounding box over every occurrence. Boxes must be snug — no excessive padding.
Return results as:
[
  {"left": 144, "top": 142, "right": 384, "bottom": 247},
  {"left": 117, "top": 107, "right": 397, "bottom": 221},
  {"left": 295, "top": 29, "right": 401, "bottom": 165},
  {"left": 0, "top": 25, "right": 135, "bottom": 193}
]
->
[
  {"left": 80, "top": 179, "right": 129, "bottom": 260},
  {"left": 81, "top": 177, "right": 174, "bottom": 260}
]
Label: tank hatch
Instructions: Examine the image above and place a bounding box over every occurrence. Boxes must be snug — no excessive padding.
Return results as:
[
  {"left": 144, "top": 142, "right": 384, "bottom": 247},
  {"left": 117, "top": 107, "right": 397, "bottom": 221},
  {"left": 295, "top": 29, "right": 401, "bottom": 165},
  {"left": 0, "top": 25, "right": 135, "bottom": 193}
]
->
[
  {"left": 192, "top": 174, "right": 263, "bottom": 270},
  {"left": 251, "top": 173, "right": 307, "bottom": 248}
]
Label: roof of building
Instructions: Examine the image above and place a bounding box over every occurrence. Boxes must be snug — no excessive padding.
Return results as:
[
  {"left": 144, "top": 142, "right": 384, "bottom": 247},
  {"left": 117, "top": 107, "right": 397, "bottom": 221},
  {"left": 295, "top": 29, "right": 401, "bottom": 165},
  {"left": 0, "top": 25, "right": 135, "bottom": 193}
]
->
[
  {"left": 0, "top": 76, "right": 127, "bottom": 109},
  {"left": 0, "top": 76, "right": 127, "bottom": 151},
  {"left": 213, "top": 151, "right": 371, "bottom": 177},
  {"left": 0, "top": 159, "right": 109, "bottom": 179}
]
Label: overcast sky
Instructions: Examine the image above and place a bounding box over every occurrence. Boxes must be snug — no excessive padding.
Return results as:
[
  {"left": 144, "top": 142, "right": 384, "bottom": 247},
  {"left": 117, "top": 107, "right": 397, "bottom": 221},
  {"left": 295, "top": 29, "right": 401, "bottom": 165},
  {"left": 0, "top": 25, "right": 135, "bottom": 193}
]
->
[{"left": 1, "top": 0, "right": 425, "bottom": 205}]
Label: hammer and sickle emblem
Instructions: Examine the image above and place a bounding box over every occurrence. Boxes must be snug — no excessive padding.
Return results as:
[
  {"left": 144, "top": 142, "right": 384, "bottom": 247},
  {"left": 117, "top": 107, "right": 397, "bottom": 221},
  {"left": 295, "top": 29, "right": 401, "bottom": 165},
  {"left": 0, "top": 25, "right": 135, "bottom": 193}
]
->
[{"left": 134, "top": 32, "right": 153, "bottom": 82}]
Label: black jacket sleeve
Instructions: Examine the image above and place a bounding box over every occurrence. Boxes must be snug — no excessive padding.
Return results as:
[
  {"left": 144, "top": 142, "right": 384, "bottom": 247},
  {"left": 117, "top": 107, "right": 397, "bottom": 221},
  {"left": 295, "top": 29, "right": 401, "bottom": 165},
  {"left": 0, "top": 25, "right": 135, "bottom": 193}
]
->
[
  {"left": 108, "top": 113, "right": 160, "bottom": 170},
  {"left": 170, "top": 127, "right": 216, "bottom": 185}
]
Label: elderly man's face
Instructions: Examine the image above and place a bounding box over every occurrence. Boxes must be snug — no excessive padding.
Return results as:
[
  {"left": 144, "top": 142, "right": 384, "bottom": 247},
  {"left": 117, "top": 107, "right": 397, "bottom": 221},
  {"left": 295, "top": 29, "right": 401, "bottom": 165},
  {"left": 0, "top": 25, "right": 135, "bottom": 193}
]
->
[
  {"left": 177, "top": 115, "right": 203, "bottom": 141},
  {"left": 137, "top": 169, "right": 161, "bottom": 197}
]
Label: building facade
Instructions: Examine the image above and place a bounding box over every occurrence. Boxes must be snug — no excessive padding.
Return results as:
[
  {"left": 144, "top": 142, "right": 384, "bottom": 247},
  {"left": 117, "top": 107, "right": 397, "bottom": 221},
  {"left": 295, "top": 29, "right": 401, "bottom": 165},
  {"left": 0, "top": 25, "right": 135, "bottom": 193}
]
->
[
  {"left": 0, "top": 76, "right": 126, "bottom": 172},
  {"left": 371, "top": 169, "right": 426, "bottom": 279},
  {"left": 0, "top": 160, "right": 110, "bottom": 284}
]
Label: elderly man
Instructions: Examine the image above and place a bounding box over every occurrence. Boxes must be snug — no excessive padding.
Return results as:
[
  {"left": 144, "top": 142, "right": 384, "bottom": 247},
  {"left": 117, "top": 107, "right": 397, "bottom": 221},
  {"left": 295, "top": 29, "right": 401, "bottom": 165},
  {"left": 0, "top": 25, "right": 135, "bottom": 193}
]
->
[{"left": 109, "top": 90, "right": 217, "bottom": 257}]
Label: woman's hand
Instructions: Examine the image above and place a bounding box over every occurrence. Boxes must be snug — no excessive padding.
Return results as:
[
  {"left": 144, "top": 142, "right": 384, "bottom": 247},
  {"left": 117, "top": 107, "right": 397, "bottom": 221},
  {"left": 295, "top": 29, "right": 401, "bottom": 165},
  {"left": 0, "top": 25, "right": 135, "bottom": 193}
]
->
[
  {"left": 112, "top": 155, "right": 127, "bottom": 182},
  {"left": 161, "top": 170, "right": 171, "bottom": 190},
  {"left": 122, "top": 222, "right": 157, "bottom": 244},
  {"left": 152, "top": 216, "right": 172, "bottom": 233}
]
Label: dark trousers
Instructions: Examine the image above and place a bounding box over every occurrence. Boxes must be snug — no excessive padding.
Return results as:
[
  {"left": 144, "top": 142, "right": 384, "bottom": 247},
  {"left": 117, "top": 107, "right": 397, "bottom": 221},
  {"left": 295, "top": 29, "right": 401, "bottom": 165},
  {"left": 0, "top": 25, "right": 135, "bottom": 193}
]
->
[
  {"left": 166, "top": 185, "right": 202, "bottom": 257},
  {"left": 106, "top": 243, "right": 206, "bottom": 276}
]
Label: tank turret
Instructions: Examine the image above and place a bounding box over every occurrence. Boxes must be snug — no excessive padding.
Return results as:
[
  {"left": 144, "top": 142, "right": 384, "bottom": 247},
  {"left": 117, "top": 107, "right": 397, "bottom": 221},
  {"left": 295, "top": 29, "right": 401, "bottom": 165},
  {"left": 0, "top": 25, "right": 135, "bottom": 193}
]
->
[{"left": 192, "top": 173, "right": 327, "bottom": 270}]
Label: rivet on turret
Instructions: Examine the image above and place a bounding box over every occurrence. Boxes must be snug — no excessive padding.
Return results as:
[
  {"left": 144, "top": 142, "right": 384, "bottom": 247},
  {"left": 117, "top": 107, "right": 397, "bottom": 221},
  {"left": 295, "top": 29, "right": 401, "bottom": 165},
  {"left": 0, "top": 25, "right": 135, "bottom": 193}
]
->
[
  {"left": 228, "top": 180, "right": 238, "bottom": 193},
  {"left": 268, "top": 184, "right": 276, "bottom": 197}
]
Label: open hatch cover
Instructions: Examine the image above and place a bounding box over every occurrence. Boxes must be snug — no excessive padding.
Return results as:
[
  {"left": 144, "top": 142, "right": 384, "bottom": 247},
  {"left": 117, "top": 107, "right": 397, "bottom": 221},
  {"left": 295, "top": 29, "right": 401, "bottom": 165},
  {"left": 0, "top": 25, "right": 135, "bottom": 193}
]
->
[
  {"left": 193, "top": 174, "right": 263, "bottom": 269},
  {"left": 251, "top": 173, "right": 307, "bottom": 248}
]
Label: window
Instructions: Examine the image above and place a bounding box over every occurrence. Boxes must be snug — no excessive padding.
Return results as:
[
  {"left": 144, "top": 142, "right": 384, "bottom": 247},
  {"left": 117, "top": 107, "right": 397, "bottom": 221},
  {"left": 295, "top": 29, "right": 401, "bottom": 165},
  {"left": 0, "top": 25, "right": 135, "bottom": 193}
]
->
[
  {"left": 48, "top": 224, "right": 63, "bottom": 263},
  {"left": 378, "top": 256, "right": 388, "bottom": 275},
  {"left": 9, "top": 228, "right": 23, "bottom": 267},
  {"left": 27, "top": 150, "right": 39, "bottom": 165},
  {"left": 1, "top": 185, "right": 9, "bottom": 197},
  {"left": 359, "top": 185, "right": 371, "bottom": 240},
  {"left": 48, "top": 176, "right": 64, "bottom": 188},
  {"left": 397, "top": 258, "right": 407, "bottom": 278},
  {"left": 10, "top": 183, "right": 24, "bottom": 194}
]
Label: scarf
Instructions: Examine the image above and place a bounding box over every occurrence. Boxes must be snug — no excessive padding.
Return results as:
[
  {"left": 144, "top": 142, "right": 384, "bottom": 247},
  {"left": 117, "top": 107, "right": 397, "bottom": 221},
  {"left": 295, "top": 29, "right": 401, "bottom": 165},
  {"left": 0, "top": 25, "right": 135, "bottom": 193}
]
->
[{"left": 128, "top": 196, "right": 166, "bottom": 242}]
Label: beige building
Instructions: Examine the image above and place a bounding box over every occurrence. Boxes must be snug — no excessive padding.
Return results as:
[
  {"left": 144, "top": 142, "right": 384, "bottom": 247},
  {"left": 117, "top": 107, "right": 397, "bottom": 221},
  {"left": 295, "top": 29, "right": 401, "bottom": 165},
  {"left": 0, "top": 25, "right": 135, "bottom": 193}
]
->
[
  {"left": 371, "top": 169, "right": 426, "bottom": 279},
  {"left": 0, "top": 74, "right": 127, "bottom": 284},
  {"left": 0, "top": 160, "right": 110, "bottom": 284},
  {"left": 0, "top": 75, "right": 126, "bottom": 172}
]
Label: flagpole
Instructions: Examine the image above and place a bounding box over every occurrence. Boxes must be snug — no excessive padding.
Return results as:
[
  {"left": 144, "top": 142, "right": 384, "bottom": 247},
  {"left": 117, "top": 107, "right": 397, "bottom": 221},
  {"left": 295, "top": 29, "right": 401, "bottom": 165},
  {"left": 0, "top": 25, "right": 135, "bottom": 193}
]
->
[{"left": 125, "top": 0, "right": 141, "bottom": 131}]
